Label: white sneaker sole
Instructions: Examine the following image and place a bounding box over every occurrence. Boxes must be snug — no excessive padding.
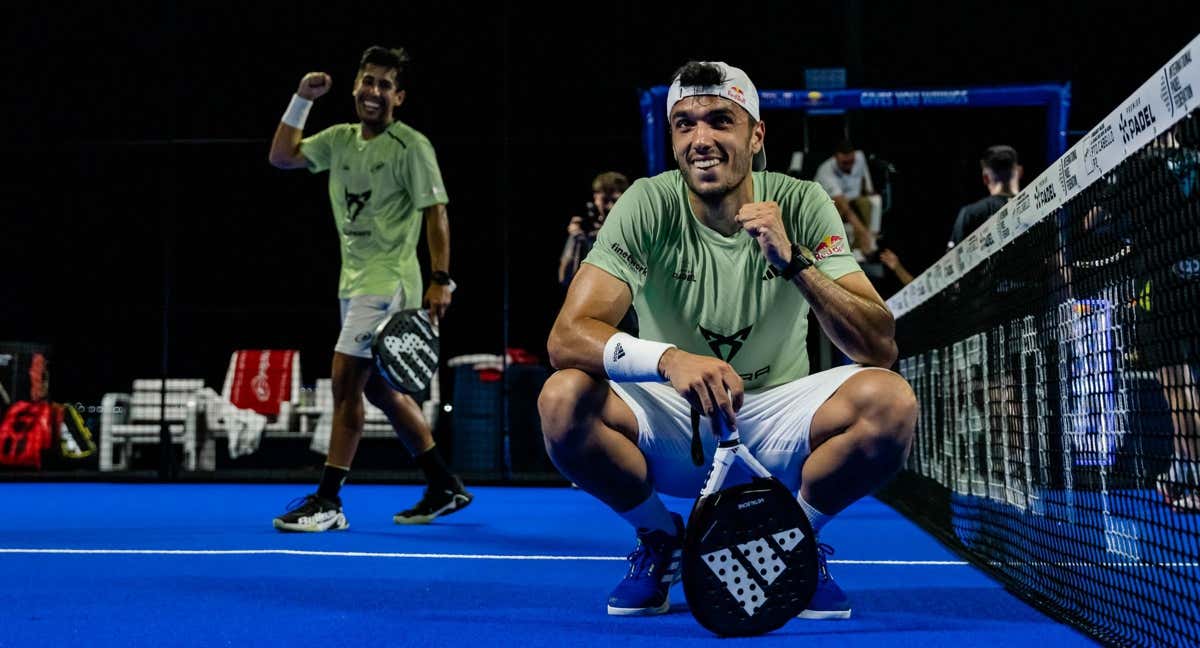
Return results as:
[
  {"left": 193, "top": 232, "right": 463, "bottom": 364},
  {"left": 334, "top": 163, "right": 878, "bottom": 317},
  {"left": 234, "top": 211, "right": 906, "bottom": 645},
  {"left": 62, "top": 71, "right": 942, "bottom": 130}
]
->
[
  {"left": 272, "top": 513, "right": 349, "bottom": 533},
  {"left": 607, "top": 599, "right": 670, "bottom": 616},
  {"left": 393, "top": 494, "right": 471, "bottom": 525},
  {"left": 797, "top": 608, "right": 852, "bottom": 620}
]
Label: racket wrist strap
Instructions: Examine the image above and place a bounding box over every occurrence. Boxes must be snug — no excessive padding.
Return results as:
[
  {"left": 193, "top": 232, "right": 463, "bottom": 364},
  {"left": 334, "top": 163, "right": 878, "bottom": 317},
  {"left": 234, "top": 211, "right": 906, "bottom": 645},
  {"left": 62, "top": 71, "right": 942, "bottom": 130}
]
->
[
  {"left": 282, "top": 94, "right": 313, "bottom": 129},
  {"left": 690, "top": 409, "right": 703, "bottom": 466},
  {"left": 603, "top": 333, "right": 674, "bottom": 383}
]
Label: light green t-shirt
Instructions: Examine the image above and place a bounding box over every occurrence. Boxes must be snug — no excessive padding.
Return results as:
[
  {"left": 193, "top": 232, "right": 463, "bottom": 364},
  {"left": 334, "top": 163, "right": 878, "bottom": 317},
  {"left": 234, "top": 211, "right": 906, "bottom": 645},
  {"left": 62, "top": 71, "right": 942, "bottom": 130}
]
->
[
  {"left": 301, "top": 120, "right": 449, "bottom": 299},
  {"left": 584, "top": 171, "right": 861, "bottom": 391}
]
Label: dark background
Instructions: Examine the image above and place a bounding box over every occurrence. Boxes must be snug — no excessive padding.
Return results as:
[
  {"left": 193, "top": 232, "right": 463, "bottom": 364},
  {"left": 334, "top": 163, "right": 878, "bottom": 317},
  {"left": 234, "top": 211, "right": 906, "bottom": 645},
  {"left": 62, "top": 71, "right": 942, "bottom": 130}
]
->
[{"left": 1, "top": 0, "right": 1195, "bottom": 407}]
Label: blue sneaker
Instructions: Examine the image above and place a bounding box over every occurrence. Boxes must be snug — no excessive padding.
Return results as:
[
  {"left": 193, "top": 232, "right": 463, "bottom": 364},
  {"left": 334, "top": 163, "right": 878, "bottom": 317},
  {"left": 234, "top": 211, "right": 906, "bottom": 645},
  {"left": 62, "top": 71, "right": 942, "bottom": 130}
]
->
[
  {"left": 607, "top": 513, "right": 685, "bottom": 616},
  {"left": 798, "top": 543, "right": 852, "bottom": 619}
]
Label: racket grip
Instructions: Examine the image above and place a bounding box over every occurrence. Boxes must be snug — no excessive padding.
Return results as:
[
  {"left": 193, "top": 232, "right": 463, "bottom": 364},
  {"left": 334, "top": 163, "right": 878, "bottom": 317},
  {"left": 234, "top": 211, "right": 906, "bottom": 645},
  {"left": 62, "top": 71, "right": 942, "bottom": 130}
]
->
[{"left": 712, "top": 411, "right": 739, "bottom": 444}]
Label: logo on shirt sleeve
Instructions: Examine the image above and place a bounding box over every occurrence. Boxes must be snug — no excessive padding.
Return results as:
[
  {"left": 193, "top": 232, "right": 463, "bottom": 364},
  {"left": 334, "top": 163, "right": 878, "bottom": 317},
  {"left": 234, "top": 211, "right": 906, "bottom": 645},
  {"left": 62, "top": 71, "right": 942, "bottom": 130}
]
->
[
  {"left": 812, "top": 235, "right": 845, "bottom": 261},
  {"left": 609, "top": 242, "right": 648, "bottom": 276}
]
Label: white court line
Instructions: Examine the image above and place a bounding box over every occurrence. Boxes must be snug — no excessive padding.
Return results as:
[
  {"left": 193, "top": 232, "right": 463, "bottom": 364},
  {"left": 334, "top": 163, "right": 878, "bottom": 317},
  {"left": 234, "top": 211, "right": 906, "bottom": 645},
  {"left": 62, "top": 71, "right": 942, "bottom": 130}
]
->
[
  {"left": 0, "top": 548, "right": 965, "bottom": 564},
  {"left": 2, "top": 549, "right": 1195, "bottom": 568}
]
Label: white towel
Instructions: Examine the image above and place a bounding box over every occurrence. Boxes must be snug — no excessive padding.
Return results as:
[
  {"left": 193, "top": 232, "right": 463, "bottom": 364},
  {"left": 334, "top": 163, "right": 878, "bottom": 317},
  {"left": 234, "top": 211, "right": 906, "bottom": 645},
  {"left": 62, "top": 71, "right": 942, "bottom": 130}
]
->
[
  {"left": 197, "top": 387, "right": 267, "bottom": 459},
  {"left": 309, "top": 412, "right": 332, "bottom": 456}
]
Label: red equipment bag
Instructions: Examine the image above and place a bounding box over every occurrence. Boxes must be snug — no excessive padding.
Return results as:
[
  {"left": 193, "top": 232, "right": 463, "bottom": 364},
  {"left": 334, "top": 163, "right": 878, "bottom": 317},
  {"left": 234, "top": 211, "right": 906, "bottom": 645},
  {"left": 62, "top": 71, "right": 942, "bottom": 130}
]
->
[{"left": 0, "top": 401, "right": 55, "bottom": 469}]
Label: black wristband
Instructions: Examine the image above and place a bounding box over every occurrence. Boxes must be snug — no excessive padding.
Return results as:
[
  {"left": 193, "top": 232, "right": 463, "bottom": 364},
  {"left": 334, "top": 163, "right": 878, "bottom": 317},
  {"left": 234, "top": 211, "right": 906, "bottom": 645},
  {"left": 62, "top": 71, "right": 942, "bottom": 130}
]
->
[
  {"left": 430, "top": 271, "right": 452, "bottom": 285},
  {"left": 777, "top": 244, "right": 815, "bottom": 281}
]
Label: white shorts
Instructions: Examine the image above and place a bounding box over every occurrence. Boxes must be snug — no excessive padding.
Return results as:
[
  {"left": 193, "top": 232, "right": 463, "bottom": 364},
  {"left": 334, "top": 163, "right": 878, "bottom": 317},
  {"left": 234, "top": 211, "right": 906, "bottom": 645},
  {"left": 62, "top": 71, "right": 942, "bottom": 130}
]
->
[
  {"left": 334, "top": 286, "right": 409, "bottom": 359},
  {"left": 610, "top": 364, "right": 875, "bottom": 498}
]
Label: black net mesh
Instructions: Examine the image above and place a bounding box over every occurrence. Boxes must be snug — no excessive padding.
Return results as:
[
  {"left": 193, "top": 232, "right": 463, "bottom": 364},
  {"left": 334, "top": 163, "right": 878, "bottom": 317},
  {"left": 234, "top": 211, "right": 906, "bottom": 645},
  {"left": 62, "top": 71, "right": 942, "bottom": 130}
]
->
[{"left": 884, "top": 74, "right": 1200, "bottom": 647}]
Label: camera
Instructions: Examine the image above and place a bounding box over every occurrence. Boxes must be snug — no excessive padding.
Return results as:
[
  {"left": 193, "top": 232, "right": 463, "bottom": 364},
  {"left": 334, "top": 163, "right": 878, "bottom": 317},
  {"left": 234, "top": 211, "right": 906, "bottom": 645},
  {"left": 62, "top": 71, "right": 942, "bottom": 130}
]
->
[{"left": 580, "top": 202, "right": 603, "bottom": 233}]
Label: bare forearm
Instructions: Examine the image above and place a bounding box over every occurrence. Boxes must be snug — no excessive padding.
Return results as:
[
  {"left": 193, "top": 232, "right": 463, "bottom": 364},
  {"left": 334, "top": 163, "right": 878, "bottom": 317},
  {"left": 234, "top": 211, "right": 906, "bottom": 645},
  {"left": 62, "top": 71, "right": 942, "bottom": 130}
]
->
[
  {"left": 268, "top": 123, "right": 306, "bottom": 169},
  {"left": 792, "top": 269, "right": 897, "bottom": 366},
  {"left": 424, "top": 204, "right": 450, "bottom": 273},
  {"left": 547, "top": 316, "right": 619, "bottom": 373}
]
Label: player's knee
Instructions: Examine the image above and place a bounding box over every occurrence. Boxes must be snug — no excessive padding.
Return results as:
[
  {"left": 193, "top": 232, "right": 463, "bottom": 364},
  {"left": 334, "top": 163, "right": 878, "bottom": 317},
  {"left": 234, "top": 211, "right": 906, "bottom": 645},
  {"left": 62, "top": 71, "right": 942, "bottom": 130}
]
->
[
  {"left": 333, "top": 399, "right": 365, "bottom": 432},
  {"left": 331, "top": 375, "right": 361, "bottom": 404},
  {"left": 856, "top": 372, "right": 918, "bottom": 458},
  {"left": 538, "top": 369, "right": 600, "bottom": 447},
  {"left": 890, "top": 383, "right": 919, "bottom": 458}
]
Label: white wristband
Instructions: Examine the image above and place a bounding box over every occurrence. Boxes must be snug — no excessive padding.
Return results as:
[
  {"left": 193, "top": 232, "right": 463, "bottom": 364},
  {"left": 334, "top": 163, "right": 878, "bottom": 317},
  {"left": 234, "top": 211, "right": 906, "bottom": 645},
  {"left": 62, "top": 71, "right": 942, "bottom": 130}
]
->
[
  {"left": 281, "top": 94, "right": 313, "bottom": 129},
  {"left": 603, "top": 333, "right": 675, "bottom": 383}
]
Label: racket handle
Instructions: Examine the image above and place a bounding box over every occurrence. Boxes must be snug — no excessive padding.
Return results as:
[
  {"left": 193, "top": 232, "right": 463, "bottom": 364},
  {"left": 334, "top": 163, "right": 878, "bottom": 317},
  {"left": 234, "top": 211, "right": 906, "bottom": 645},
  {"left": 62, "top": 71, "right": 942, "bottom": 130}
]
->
[
  {"left": 699, "top": 445, "right": 737, "bottom": 497},
  {"left": 713, "top": 410, "right": 739, "bottom": 444}
]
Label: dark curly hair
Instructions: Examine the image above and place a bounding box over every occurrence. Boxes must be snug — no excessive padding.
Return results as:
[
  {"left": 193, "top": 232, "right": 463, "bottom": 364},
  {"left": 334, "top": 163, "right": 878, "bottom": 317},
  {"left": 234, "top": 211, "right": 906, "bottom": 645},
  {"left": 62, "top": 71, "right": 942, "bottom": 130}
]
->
[{"left": 359, "top": 46, "right": 411, "bottom": 90}]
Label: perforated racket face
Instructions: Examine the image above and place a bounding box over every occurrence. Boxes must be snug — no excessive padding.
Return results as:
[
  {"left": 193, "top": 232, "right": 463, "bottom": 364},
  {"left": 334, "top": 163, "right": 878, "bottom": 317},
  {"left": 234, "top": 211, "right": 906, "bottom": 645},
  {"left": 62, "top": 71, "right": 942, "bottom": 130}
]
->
[
  {"left": 682, "top": 477, "right": 818, "bottom": 636},
  {"left": 371, "top": 309, "right": 439, "bottom": 394}
]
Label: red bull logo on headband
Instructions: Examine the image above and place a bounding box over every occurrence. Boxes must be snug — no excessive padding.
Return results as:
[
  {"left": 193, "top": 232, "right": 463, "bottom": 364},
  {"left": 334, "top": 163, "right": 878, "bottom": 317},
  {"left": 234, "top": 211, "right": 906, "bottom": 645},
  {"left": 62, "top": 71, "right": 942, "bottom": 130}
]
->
[
  {"left": 728, "top": 85, "right": 746, "bottom": 104},
  {"left": 813, "top": 235, "right": 845, "bottom": 261}
]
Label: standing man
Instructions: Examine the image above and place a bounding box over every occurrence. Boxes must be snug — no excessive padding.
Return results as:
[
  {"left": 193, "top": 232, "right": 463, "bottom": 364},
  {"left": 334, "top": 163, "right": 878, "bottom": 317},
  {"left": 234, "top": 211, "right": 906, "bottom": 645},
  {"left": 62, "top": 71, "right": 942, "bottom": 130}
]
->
[
  {"left": 558, "top": 171, "right": 638, "bottom": 335},
  {"left": 559, "top": 172, "right": 630, "bottom": 286},
  {"left": 948, "top": 145, "right": 1022, "bottom": 248},
  {"left": 538, "top": 61, "right": 917, "bottom": 619},
  {"left": 267, "top": 46, "right": 472, "bottom": 531},
  {"left": 814, "top": 139, "right": 879, "bottom": 256}
]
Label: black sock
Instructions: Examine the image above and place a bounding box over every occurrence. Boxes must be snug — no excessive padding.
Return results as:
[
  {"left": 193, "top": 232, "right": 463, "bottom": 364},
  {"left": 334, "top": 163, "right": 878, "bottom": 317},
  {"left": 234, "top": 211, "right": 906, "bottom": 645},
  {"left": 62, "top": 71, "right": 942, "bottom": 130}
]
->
[
  {"left": 317, "top": 464, "right": 350, "bottom": 500},
  {"left": 415, "top": 446, "right": 455, "bottom": 489}
]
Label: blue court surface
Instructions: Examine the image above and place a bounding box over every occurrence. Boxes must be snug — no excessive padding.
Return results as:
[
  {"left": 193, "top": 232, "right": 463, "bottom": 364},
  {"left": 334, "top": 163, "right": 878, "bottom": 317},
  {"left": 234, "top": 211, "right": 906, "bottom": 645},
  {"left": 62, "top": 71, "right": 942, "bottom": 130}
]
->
[{"left": 0, "top": 483, "right": 1097, "bottom": 647}]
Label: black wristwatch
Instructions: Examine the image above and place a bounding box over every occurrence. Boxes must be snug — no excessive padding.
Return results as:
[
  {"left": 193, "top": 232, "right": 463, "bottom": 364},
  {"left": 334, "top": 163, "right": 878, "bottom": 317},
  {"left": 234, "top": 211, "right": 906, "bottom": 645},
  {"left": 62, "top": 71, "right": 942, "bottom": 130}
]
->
[
  {"left": 776, "top": 243, "right": 815, "bottom": 280},
  {"left": 430, "top": 270, "right": 452, "bottom": 285}
]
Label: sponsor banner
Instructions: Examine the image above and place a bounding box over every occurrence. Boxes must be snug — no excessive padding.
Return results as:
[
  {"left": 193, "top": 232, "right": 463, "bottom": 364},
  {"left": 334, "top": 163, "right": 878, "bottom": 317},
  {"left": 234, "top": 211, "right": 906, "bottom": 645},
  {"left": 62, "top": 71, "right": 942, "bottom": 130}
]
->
[
  {"left": 976, "top": 217, "right": 1000, "bottom": 258},
  {"left": 1118, "top": 79, "right": 1167, "bottom": 155},
  {"left": 1030, "top": 167, "right": 1063, "bottom": 216},
  {"left": 1009, "top": 191, "right": 1037, "bottom": 238},
  {"left": 937, "top": 254, "right": 958, "bottom": 287},
  {"left": 1055, "top": 139, "right": 1086, "bottom": 205},
  {"left": 952, "top": 243, "right": 968, "bottom": 278},
  {"left": 1081, "top": 110, "right": 1124, "bottom": 186},
  {"left": 887, "top": 34, "right": 1200, "bottom": 318},
  {"left": 993, "top": 205, "right": 1015, "bottom": 249},
  {"left": 1160, "top": 40, "right": 1198, "bottom": 121},
  {"left": 960, "top": 227, "right": 984, "bottom": 277}
]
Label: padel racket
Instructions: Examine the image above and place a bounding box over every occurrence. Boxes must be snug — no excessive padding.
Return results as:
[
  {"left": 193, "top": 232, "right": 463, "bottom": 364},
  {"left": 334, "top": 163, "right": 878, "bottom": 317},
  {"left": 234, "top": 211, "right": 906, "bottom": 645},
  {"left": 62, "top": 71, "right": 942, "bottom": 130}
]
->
[
  {"left": 371, "top": 308, "right": 439, "bottom": 394},
  {"left": 682, "top": 412, "right": 819, "bottom": 636}
]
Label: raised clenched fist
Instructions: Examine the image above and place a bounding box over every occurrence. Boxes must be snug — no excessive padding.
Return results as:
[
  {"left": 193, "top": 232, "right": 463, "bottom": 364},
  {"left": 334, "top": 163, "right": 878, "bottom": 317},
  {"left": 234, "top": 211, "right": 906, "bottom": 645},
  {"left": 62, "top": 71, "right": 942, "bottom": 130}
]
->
[{"left": 297, "top": 72, "right": 332, "bottom": 100}]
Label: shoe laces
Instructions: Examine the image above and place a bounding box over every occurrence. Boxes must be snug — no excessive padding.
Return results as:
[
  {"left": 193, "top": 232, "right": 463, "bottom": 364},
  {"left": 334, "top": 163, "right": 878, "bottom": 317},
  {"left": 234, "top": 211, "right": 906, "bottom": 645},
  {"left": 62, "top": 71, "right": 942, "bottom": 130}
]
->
[
  {"left": 625, "top": 538, "right": 653, "bottom": 577},
  {"left": 816, "top": 543, "right": 835, "bottom": 581},
  {"left": 625, "top": 532, "right": 670, "bottom": 578},
  {"left": 283, "top": 494, "right": 321, "bottom": 515}
]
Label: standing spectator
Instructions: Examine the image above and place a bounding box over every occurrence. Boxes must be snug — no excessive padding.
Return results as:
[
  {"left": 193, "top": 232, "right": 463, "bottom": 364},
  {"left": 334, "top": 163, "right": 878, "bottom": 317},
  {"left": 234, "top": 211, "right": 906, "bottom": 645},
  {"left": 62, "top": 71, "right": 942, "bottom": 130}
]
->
[
  {"left": 949, "top": 145, "right": 1023, "bottom": 248},
  {"left": 559, "top": 172, "right": 630, "bottom": 286}
]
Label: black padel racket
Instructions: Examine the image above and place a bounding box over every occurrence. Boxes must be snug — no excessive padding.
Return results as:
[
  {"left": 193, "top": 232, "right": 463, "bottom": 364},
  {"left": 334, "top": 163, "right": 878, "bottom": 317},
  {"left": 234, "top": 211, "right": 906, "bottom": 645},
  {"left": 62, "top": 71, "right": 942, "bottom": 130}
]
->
[
  {"left": 371, "top": 308, "right": 439, "bottom": 394},
  {"left": 682, "top": 413, "right": 819, "bottom": 636}
]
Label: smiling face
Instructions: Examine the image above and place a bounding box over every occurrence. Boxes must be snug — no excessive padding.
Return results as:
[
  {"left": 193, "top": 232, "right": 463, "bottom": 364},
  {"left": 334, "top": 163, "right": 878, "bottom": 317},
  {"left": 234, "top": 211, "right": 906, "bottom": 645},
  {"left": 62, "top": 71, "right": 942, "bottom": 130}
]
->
[
  {"left": 669, "top": 96, "right": 764, "bottom": 201},
  {"left": 353, "top": 63, "right": 405, "bottom": 130}
]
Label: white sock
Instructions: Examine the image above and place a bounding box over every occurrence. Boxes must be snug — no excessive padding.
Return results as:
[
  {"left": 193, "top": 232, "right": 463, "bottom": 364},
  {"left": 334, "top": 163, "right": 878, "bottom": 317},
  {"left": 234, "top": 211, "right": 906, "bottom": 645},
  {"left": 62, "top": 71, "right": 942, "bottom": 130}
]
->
[
  {"left": 797, "top": 493, "right": 833, "bottom": 535},
  {"left": 617, "top": 492, "right": 677, "bottom": 535}
]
